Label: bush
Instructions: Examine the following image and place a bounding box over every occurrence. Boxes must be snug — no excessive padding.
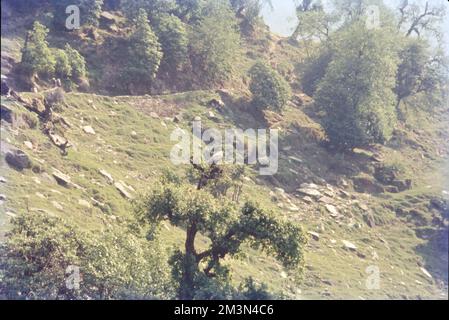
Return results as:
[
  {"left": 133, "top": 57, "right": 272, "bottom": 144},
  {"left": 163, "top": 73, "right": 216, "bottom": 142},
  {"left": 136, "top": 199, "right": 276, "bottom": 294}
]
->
[
  {"left": 64, "top": 44, "right": 88, "bottom": 80},
  {"left": 0, "top": 212, "right": 173, "bottom": 300},
  {"left": 249, "top": 62, "right": 291, "bottom": 112},
  {"left": 54, "top": 49, "right": 72, "bottom": 79}
]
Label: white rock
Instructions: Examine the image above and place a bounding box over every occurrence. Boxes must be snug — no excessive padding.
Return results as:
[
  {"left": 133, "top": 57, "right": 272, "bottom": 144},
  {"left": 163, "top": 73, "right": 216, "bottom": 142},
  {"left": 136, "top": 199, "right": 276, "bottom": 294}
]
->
[
  {"left": 420, "top": 267, "right": 432, "bottom": 279},
  {"left": 83, "top": 126, "right": 96, "bottom": 135},
  {"left": 325, "top": 204, "right": 339, "bottom": 216},
  {"left": 52, "top": 201, "right": 63, "bottom": 210},
  {"left": 99, "top": 169, "right": 114, "bottom": 184},
  {"left": 341, "top": 240, "right": 357, "bottom": 251},
  {"left": 24, "top": 141, "right": 33, "bottom": 149},
  {"left": 308, "top": 231, "right": 320, "bottom": 241},
  {"left": 78, "top": 199, "right": 91, "bottom": 208},
  {"left": 297, "top": 188, "right": 321, "bottom": 198}
]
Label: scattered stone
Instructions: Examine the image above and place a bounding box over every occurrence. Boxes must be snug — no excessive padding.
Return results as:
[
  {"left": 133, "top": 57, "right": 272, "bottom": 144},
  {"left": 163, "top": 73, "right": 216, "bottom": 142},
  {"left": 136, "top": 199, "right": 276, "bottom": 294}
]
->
[
  {"left": 300, "top": 182, "right": 319, "bottom": 189},
  {"left": 35, "top": 192, "right": 46, "bottom": 199},
  {"left": 131, "top": 130, "right": 138, "bottom": 138},
  {"left": 208, "top": 98, "right": 225, "bottom": 109},
  {"left": 297, "top": 188, "right": 321, "bottom": 198},
  {"left": 288, "top": 204, "right": 300, "bottom": 212},
  {"left": 356, "top": 202, "right": 369, "bottom": 211},
  {"left": 325, "top": 204, "right": 339, "bottom": 216},
  {"left": 83, "top": 125, "right": 96, "bottom": 135},
  {"left": 78, "top": 199, "right": 91, "bottom": 208},
  {"left": 5, "top": 211, "right": 17, "bottom": 218},
  {"left": 280, "top": 271, "right": 288, "bottom": 279},
  {"left": 24, "top": 141, "right": 33, "bottom": 149},
  {"left": 49, "top": 132, "right": 68, "bottom": 148},
  {"left": 52, "top": 201, "right": 63, "bottom": 210},
  {"left": 173, "top": 115, "right": 181, "bottom": 123},
  {"left": 289, "top": 156, "right": 302, "bottom": 164},
  {"left": 318, "top": 196, "right": 334, "bottom": 204},
  {"left": 329, "top": 239, "right": 337, "bottom": 244},
  {"left": 149, "top": 112, "right": 159, "bottom": 119},
  {"left": 5, "top": 149, "right": 31, "bottom": 170},
  {"left": 207, "top": 111, "right": 218, "bottom": 120},
  {"left": 0, "top": 194, "right": 6, "bottom": 200},
  {"left": 99, "top": 169, "right": 114, "bottom": 184},
  {"left": 52, "top": 169, "right": 75, "bottom": 188},
  {"left": 341, "top": 240, "right": 357, "bottom": 251},
  {"left": 308, "top": 231, "right": 320, "bottom": 241},
  {"left": 115, "top": 182, "right": 133, "bottom": 200},
  {"left": 0, "top": 176, "right": 6, "bottom": 183},
  {"left": 420, "top": 267, "right": 432, "bottom": 279},
  {"left": 302, "top": 196, "right": 314, "bottom": 204}
]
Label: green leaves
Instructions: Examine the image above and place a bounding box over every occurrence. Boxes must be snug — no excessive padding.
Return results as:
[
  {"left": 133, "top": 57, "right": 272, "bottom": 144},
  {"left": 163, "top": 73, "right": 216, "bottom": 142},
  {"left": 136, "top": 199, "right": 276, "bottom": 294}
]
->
[{"left": 249, "top": 62, "right": 291, "bottom": 112}]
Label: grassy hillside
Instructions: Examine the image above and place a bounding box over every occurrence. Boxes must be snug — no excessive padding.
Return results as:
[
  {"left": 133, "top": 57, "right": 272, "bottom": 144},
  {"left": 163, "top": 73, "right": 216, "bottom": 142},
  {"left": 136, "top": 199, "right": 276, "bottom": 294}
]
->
[{"left": 1, "top": 1, "right": 448, "bottom": 300}]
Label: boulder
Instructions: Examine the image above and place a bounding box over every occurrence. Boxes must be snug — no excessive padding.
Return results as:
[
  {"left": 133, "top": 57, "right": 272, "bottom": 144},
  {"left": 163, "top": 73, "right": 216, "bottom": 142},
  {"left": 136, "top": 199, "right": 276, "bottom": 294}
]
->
[
  {"left": 208, "top": 98, "right": 225, "bottom": 109},
  {"left": 325, "top": 204, "right": 339, "bottom": 216},
  {"left": 308, "top": 231, "right": 320, "bottom": 241},
  {"left": 5, "top": 149, "right": 31, "bottom": 170},
  {"left": 99, "top": 169, "right": 114, "bottom": 184},
  {"left": 24, "top": 141, "right": 33, "bottom": 150},
  {"left": 52, "top": 169, "right": 75, "bottom": 188},
  {"left": 352, "top": 176, "right": 385, "bottom": 194}
]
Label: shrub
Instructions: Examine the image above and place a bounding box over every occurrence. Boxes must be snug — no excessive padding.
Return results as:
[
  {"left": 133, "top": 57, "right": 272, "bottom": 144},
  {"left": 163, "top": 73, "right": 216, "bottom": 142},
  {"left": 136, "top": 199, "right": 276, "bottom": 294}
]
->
[
  {"left": 54, "top": 49, "right": 72, "bottom": 79},
  {"left": 0, "top": 212, "right": 173, "bottom": 300},
  {"left": 249, "top": 62, "right": 291, "bottom": 112},
  {"left": 64, "top": 44, "right": 88, "bottom": 80}
]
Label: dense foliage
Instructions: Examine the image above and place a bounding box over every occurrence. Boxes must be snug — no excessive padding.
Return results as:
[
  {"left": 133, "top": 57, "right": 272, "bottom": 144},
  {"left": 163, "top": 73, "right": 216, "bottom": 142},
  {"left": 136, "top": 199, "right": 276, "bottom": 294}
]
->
[{"left": 249, "top": 62, "right": 291, "bottom": 112}]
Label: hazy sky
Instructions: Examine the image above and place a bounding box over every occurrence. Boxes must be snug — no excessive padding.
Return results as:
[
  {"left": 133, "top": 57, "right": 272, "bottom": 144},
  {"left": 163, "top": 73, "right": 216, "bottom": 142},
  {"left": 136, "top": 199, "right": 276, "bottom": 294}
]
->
[{"left": 261, "top": 0, "right": 449, "bottom": 52}]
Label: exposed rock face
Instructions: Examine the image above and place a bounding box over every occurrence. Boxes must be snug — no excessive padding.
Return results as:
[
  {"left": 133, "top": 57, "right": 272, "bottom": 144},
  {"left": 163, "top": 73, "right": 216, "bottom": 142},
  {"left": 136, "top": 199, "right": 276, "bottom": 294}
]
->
[
  {"left": 352, "top": 176, "right": 385, "bottom": 194},
  {"left": 297, "top": 188, "right": 321, "bottom": 198},
  {"left": 5, "top": 149, "right": 31, "bottom": 170}
]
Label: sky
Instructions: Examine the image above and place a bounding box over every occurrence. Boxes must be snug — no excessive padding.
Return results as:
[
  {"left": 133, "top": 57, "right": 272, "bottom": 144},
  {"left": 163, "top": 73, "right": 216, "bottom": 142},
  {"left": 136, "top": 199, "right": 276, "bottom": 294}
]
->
[{"left": 261, "top": 0, "right": 449, "bottom": 53}]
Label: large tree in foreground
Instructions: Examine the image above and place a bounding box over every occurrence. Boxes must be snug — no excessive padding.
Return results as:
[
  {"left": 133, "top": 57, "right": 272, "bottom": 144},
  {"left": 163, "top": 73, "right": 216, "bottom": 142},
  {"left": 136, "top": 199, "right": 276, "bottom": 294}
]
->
[
  {"left": 137, "top": 163, "right": 306, "bottom": 299},
  {"left": 315, "top": 22, "right": 399, "bottom": 149}
]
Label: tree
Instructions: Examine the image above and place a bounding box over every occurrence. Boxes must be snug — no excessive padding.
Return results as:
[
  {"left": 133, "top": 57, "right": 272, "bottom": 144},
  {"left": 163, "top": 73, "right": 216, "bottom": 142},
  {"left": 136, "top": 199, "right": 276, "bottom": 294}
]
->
[
  {"left": 397, "top": 0, "right": 446, "bottom": 38},
  {"left": 54, "top": 49, "right": 72, "bottom": 79},
  {"left": 230, "top": 0, "right": 273, "bottom": 35},
  {"left": 20, "top": 21, "right": 55, "bottom": 77},
  {"left": 189, "top": 0, "right": 241, "bottom": 87},
  {"left": 153, "top": 14, "right": 189, "bottom": 75},
  {"left": 396, "top": 39, "right": 449, "bottom": 114},
  {"left": 249, "top": 62, "right": 291, "bottom": 112},
  {"left": 126, "top": 9, "right": 163, "bottom": 85},
  {"left": 121, "top": 0, "right": 176, "bottom": 21},
  {"left": 0, "top": 212, "right": 173, "bottom": 299},
  {"left": 137, "top": 163, "right": 306, "bottom": 299},
  {"left": 64, "top": 44, "right": 88, "bottom": 80},
  {"left": 315, "top": 22, "right": 398, "bottom": 149}
]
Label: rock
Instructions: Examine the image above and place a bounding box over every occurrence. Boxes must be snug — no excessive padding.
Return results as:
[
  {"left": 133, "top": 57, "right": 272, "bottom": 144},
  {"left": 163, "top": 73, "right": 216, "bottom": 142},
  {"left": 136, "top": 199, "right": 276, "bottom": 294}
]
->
[
  {"left": 52, "top": 169, "right": 74, "bottom": 188},
  {"left": 99, "top": 169, "right": 114, "bottom": 184},
  {"left": 0, "top": 194, "right": 6, "bottom": 200},
  {"left": 356, "top": 202, "right": 369, "bottom": 211},
  {"left": 363, "top": 213, "right": 376, "bottom": 228},
  {"left": 173, "top": 115, "right": 181, "bottom": 123},
  {"left": 341, "top": 240, "right": 357, "bottom": 251},
  {"left": 288, "top": 204, "right": 300, "bottom": 212},
  {"left": 23, "top": 141, "right": 33, "bottom": 150},
  {"left": 149, "top": 112, "right": 159, "bottom": 119},
  {"left": 297, "top": 188, "right": 321, "bottom": 198},
  {"left": 325, "top": 204, "right": 339, "bottom": 216},
  {"left": 280, "top": 271, "right": 288, "bottom": 279},
  {"left": 78, "top": 199, "right": 91, "bottom": 208},
  {"left": 207, "top": 111, "right": 218, "bottom": 120},
  {"left": 115, "top": 182, "right": 133, "bottom": 200},
  {"left": 208, "top": 98, "right": 225, "bottom": 109},
  {"left": 83, "top": 125, "right": 96, "bottom": 135},
  {"left": 52, "top": 201, "right": 63, "bottom": 210},
  {"left": 352, "top": 176, "right": 385, "bottom": 194},
  {"left": 49, "top": 132, "right": 68, "bottom": 148},
  {"left": 100, "top": 11, "right": 117, "bottom": 24},
  {"left": 1, "top": 104, "right": 13, "bottom": 123},
  {"left": 391, "top": 179, "right": 412, "bottom": 192},
  {"left": 131, "top": 130, "right": 138, "bottom": 138},
  {"left": 5, "top": 211, "right": 17, "bottom": 218},
  {"left": 5, "top": 149, "right": 31, "bottom": 170},
  {"left": 300, "top": 182, "right": 319, "bottom": 189},
  {"left": 420, "top": 267, "right": 432, "bottom": 279},
  {"left": 275, "top": 187, "right": 285, "bottom": 194},
  {"left": 289, "top": 156, "right": 302, "bottom": 164},
  {"left": 35, "top": 192, "right": 46, "bottom": 199},
  {"left": 302, "top": 196, "right": 313, "bottom": 203},
  {"left": 0, "top": 176, "right": 7, "bottom": 183},
  {"left": 318, "top": 196, "right": 334, "bottom": 204},
  {"left": 308, "top": 231, "right": 320, "bottom": 241}
]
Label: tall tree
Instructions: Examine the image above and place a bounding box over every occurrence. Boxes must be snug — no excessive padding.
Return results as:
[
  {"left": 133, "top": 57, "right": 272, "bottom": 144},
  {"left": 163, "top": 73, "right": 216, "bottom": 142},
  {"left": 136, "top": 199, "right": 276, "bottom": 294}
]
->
[
  {"left": 189, "top": 0, "right": 241, "bottom": 87},
  {"left": 21, "top": 21, "right": 55, "bottom": 77},
  {"left": 315, "top": 22, "right": 399, "bottom": 149},
  {"left": 126, "top": 9, "right": 163, "bottom": 86}
]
